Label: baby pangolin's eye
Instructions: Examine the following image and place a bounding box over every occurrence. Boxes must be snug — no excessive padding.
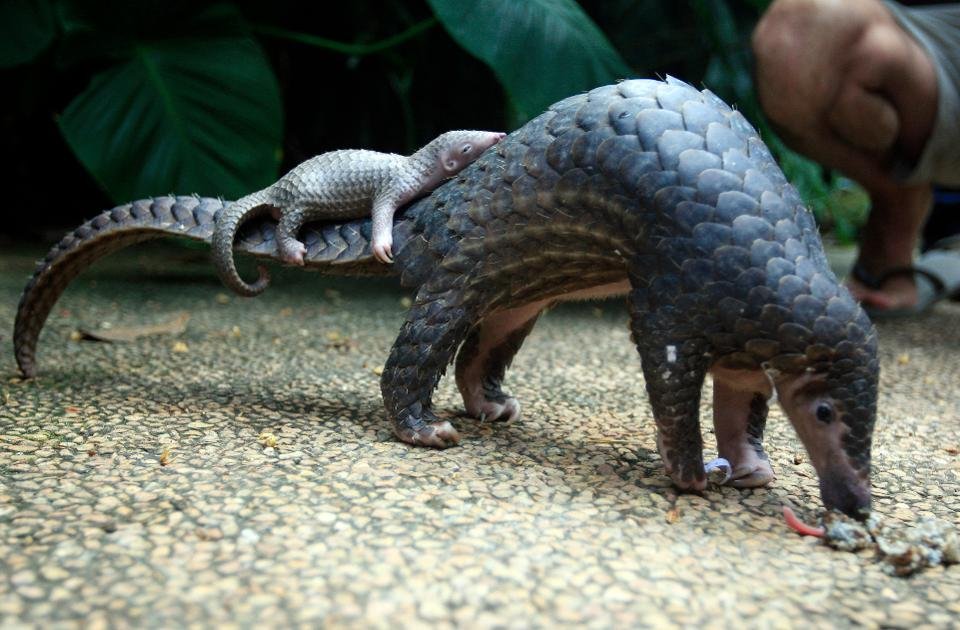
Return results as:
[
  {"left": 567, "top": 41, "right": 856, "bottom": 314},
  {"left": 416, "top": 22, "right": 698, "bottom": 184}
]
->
[
  {"left": 461, "top": 144, "right": 473, "bottom": 154},
  {"left": 815, "top": 404, "right": 833, "bottom": 423}
]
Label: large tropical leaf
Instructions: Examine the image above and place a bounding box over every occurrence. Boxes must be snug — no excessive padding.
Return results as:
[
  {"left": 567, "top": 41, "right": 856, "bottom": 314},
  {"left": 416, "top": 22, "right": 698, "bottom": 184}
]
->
[
  {"left": 0, "top": 0, "right": 56, "bottom": 66},
  {"left": 426, "top": 0, "right": 632, "bottom": 120},
  {"left": 58, "top": 8, "right": 282, "bottom": 202}
]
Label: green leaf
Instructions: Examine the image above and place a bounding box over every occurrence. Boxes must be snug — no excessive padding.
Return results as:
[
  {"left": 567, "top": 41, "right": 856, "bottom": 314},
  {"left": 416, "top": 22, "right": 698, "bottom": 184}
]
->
[
  {"left": 426, "top": 0, "right": 632, "bottom": 120},
  {"left": 59, "top": 8, "right": 282, "bottom": 202},
  {"left": 0, "top": 0, "right": 56, "bottom": 66}
]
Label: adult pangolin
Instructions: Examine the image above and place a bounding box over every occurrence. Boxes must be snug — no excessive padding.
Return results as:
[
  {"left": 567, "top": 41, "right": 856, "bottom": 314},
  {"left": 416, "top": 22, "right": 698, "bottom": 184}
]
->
[{"left": 13, "top": 77, "right": 879, "bottom": 517}]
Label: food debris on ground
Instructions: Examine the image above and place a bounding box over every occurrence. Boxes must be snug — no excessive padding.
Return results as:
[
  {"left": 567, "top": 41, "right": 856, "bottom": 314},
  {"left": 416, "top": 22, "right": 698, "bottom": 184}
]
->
[
  {"left": 258, "top": 431, "right": 278, "bottom": 448},
  {"left": 782, "top": 504, "right": 959, "bottom": 576}
]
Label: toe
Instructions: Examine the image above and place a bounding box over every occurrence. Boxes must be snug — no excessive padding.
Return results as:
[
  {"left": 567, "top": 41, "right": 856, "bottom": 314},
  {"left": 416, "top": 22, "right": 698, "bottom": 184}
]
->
[
  {"left": 727, "top": 463, "right": 775, "bottom": 488},
  {"left": 501, "top": 398, "right": 520, "bottom": 422},
  {"left": 395, "top": 420, "right": 460, "bottom": 449},
  {"left": 373, "top": 244, "right": 392, "bottom": 264},
  {"left": 670, "top": 468, "right": 707, "bottom": 492},
  {"left": 467, "top": 395, "right": 521, "bottom": 423}
]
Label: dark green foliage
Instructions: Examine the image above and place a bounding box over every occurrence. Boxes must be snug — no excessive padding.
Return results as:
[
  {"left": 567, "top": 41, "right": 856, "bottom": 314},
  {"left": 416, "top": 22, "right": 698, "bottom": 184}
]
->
[
  {"left": 1, "top": 0, "right": 866, "bottom": 240},
  {"left": 427, "top": 0, "right": 631, "bottom": 120},
  {"left": 58, "top": 5, "right": 282, "bottom": 201},
  {"left": 0, "top": 0, "right": 57, "bottom": 66}
]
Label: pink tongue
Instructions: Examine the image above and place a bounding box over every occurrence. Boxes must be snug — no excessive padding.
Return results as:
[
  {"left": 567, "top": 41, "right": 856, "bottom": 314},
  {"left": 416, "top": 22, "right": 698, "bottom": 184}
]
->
[{"left": 782, "top": 506, "right": 825, "bottom": 537}]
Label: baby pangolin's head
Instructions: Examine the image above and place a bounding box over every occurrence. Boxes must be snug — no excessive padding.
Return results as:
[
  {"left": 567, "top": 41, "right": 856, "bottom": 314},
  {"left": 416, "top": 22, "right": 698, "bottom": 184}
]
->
[{"left": 435, "top": 130, "right": 507, "bottom": 174}]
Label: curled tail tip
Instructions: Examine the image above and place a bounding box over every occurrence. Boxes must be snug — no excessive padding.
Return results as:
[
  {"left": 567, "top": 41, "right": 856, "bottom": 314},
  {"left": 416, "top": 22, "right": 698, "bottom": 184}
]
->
[{"left": 231, "top": 265, "right": 271, "bottom": 298}]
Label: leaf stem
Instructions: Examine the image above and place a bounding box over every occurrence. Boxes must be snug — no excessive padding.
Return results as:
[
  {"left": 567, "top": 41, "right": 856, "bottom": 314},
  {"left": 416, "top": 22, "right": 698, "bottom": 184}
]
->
[{"left": 252, "top": 17, "right": 438, "bottom": 56}]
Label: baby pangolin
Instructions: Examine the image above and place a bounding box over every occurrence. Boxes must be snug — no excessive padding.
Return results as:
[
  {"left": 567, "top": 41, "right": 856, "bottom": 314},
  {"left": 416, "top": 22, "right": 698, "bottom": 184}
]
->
[{"left": 212, "top": 130, "right": 505, "bottom": 296}]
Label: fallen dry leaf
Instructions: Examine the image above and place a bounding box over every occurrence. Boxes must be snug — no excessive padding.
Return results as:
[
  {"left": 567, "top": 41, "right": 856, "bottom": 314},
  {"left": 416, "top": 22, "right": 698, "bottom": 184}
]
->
[
  {"left": 159, "top": 447, "right": 173, "bottom": 466},
  {"left": 324, "top": 330, "right": 357, "bottom": 352},
  {"left": 77, "top": 312, "right": 190, "bottom": 343},
  {"left": 945, "top": 446, "right": 959, "bottom": 455},
  {"left": 665, "top": 508, "right": 681, "bottom": 524}
]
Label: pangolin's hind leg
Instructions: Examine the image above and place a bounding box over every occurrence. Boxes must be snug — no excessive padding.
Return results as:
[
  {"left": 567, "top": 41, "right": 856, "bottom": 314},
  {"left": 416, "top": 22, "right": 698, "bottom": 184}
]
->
[
  {"left": 709, "top": 376, "right": 775, "bottom": 488},
  {"left": 630, "top": 291, "right": 710, "bottom": 491},
  {"left": 381, "top": 277, "right": 478, "bottom": 448},
  {"left": 455, "top": 301, "right": 547, "bottom": 423}
]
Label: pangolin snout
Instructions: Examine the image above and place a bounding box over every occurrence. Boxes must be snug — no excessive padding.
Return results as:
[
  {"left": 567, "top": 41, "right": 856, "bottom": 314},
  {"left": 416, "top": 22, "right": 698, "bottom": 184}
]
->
[{"left": 820, "top": 473, "right": 871, "bottom": 520}]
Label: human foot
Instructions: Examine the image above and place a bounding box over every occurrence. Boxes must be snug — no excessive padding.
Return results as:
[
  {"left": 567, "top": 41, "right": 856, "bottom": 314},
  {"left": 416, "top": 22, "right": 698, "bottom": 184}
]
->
[{"left": 847, "top": 263, "right": 919, "bottom": 311}]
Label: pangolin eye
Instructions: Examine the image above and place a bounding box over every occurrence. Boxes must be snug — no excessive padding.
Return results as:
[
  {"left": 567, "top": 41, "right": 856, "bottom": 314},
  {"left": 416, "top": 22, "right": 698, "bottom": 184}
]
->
[
  {"left": 461, "top": 144, "right": 473, "bottom": 154},
  {"left": 815, "top": 404, "right": 834, "bottom": 423}
]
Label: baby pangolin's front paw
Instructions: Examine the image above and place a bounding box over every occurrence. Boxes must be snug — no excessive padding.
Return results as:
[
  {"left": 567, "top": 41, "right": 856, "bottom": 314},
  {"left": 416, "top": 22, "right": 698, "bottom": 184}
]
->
[
  {"left": 279, "top": 240, "right": 307, "bottom": 266},
  {"left": 372, "top": 238, "right": 393, "bottom": 264}
]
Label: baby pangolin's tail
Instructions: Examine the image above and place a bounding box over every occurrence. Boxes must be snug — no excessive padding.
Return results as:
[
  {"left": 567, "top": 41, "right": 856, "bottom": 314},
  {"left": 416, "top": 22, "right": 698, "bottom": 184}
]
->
[{"left": 211, "top": 190, "right": 274, "bottom": 297}]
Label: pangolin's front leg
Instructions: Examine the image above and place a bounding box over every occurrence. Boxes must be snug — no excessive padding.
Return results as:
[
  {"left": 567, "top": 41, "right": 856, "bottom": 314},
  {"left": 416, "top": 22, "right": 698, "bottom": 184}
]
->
[
  {"left": 710, "top": 379, "right": 775, "bottom": 488},
  {"left": 380, "top": 274, "right": 478, "bottom": 448},
  {"left": 630, "top": 290, "right": 710, "bottom": 491},
  {"left": 369, "top": 190, "right": 403, "bottom": 264},
  {"left": 455, "top": 302, "right": 546, "bottom": 423}
]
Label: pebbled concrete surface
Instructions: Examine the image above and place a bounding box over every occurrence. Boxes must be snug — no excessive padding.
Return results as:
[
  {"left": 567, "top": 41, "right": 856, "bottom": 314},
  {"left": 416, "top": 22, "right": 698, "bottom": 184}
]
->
[{"left": 1, "top": 242, "right": 958, "bottom": 628}]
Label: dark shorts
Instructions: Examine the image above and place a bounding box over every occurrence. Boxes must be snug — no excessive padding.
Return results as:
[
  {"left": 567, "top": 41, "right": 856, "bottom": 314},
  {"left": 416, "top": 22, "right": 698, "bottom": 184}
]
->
[{"left": 884, "top": 1, "right": 960, "bottom": 185}]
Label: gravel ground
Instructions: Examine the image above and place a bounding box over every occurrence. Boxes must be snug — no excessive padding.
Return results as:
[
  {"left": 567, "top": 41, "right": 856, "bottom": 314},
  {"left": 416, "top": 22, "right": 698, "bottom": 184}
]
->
[{"left": 1, "top": 242, "right": 958, "bottom": 628}]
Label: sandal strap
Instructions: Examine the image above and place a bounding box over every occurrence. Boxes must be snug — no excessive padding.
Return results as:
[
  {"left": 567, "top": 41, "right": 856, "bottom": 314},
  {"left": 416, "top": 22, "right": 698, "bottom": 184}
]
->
[{"left": 850, "top": 261, "right": 947, "bottom": 294}]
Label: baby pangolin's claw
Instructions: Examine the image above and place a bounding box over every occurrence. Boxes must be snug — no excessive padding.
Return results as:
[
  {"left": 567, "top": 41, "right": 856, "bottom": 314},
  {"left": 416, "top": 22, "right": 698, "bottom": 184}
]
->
[{"left": 372, "top": 241, "right": 394, "bottom": 264}]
